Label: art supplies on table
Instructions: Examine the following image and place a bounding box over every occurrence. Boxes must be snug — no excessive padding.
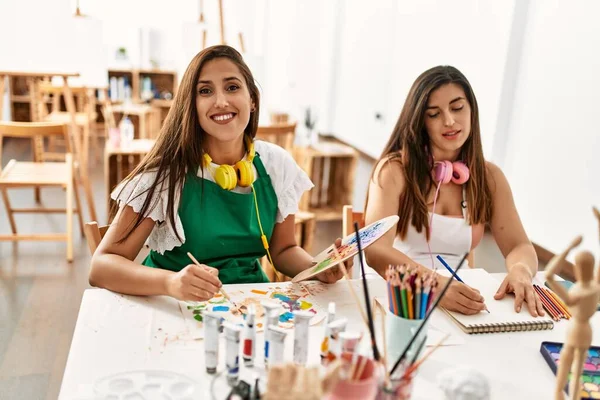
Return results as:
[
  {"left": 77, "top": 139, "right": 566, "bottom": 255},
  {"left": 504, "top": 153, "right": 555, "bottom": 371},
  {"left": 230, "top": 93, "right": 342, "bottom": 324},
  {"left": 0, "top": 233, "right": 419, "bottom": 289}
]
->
[
  {"left": 321, "top": 302, "right": 336, "bottom": 364},
  {"left": 94, "top": 370, "right": 201, "bottom": 400},
  {"left": 441, "top": 269, "right": 555, "bottom": 334},
  {"left": 385, "top": 264, "right": 437, "bottom": 320},
  {"left": 291, "top": 215, "right": 399, "bottom": 282},
  {"left": 224, "top": 322, "right": 242, "bottom": 385},
  {"left": 242, "top": 304, "right": 257, "bottom": 367},
  {"left": 534, "top": 283, "right": 572, "bottom": 320},
  {"left": 293, "top": 310, "right": 312, "bottom": 365},
  {"left": 204, "top": 311, "right": 221, "bottom": 374},
  {"left": 179, "top": 282, "right": 325, "bottom": 338},
  {"left": 545, "top": 280, "right": 600, "bottom": 311},
  {"left": 540, "top": 341, "right": 600, "bottom": 399}
]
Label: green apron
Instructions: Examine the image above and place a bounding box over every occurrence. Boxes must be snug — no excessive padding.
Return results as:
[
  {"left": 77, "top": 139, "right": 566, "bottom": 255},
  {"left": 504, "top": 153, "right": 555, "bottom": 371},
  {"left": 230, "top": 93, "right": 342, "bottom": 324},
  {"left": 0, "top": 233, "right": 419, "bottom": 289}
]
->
[{"left": 142, "top": 153, "right": 277, "bottom": 284}]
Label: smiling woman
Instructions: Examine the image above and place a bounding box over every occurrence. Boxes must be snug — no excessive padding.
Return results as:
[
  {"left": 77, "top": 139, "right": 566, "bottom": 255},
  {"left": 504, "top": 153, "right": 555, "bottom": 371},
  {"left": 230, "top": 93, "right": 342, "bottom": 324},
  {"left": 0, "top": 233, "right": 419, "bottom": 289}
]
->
[{"left": 88, "top": 45, "right": 345, "bottom": 303}]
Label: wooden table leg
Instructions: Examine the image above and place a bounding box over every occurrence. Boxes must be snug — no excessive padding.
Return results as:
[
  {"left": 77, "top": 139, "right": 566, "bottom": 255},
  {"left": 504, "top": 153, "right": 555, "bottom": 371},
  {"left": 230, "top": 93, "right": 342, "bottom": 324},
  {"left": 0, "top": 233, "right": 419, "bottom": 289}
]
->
[{"left": 0, "top": 75, "right": 5, "bottom": 121}]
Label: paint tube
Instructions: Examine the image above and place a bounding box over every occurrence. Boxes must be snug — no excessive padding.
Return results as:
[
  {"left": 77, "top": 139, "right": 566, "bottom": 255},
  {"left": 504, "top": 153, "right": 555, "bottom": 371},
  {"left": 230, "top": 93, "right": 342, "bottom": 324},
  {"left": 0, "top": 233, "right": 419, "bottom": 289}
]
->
[
  {"left": 327, "top": 317, "right": 348, "bottom": 362},
  {"left": 268, "top": 324, "right": 288, "bottom": 365},
  {"left": 320, "top": 302, "right": 336, "bottom": 364},
  {"left": 292, "top": 310, "right": 312, "bottom": 365},
  {"left": 224, "top": 321, "right": 242, "bottom": 385},
  {"left": 204, "top": 311, "right": 222, "bottom": 374},
  {"left": 262, "top": 302, "right": 281, "bottom": 364},
  {"left": 243, "top": 304, "right": 256, "bottom": 367},
  {"left": 339, "top": 331, "right": 361, "bottom": 355}
]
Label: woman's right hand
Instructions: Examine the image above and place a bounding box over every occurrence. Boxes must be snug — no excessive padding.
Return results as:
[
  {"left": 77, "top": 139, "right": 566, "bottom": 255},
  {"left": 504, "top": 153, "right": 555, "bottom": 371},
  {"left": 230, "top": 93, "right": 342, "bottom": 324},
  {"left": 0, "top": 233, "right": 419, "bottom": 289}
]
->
[
  {"left": 435, "top": 274, "right": 486, "bottom": 315},
  {"left": 166, "top": 264, "right": 222, "bottom": 301}
]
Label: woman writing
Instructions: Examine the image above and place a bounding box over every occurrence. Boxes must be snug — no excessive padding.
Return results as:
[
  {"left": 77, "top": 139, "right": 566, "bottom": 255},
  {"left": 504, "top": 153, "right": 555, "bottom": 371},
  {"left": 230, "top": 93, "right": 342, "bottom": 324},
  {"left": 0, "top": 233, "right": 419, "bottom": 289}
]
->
[{"left": 365, "top": 66, "right": 544, "bottom": 317}]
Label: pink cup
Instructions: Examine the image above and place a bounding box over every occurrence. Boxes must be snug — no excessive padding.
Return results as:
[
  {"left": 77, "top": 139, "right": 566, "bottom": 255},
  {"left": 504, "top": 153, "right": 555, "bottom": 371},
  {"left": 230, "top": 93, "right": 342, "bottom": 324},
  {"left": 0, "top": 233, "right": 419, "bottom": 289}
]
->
[{"left": 325, "top": 354, "right": 379, "bottom": 400}]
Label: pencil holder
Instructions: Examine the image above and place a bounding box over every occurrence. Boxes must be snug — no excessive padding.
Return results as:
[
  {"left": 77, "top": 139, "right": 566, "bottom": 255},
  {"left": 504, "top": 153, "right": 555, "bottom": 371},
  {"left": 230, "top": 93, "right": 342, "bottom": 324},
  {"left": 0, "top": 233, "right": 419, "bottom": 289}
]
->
[
  {"left": 385, "top": 313, "right": 428, "bottom": 370},
  {"left": 325, "top": 354, "right": 379, "bottom": 400}
]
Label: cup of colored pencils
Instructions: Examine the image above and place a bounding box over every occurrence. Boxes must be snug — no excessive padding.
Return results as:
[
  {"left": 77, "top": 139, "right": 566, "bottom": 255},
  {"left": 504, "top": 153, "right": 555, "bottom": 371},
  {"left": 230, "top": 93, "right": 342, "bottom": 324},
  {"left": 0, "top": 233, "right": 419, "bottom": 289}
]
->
[{"left": 385, "top": 264, "right": 437, "bottom": 368}]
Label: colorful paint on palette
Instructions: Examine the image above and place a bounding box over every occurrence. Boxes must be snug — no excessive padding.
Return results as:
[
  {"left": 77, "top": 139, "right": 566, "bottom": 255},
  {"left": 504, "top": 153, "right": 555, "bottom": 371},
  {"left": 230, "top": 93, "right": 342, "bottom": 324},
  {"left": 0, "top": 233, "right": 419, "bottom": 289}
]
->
[
  {"left": 541, "top": 341, "right": 600, "bottom": 398},
  {"left": 279, "top": 312, "right": 294, "bottom": 323},
  {"left": 213, "top": 306, "right": 230, "bottom": 312},
  {"left": 251, "top": 289, "right": 268, "bottom": 295}
]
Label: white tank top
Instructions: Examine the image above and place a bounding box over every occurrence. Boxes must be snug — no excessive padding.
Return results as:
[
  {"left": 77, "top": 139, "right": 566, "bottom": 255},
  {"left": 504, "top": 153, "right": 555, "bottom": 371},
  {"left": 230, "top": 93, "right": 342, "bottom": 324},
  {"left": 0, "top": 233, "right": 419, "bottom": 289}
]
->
[{"left": 393, "top": 188, "right": 471, "bottom": 270}]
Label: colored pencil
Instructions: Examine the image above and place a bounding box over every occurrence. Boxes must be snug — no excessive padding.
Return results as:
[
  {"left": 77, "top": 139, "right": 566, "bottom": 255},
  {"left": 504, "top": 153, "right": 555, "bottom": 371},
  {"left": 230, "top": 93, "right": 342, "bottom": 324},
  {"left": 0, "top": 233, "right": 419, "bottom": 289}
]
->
[
  {"left": 415, "top": 278, "right": 422, "bottom": 320},
  {"left": 542, "top": 286, "right": 572, "bottom": 319},
  {"left": 538, "top": 286, "right": 565, "bottom": 318},
  {"left": 437, "top": 254, "right": 490, "bottom": 313},
  {"left": 533, "top": 285, "right": 561, "bottom": 321},
  {"left": 407, "top": 284, "right": 414, "bottom": 320},
  {"left": 390, "top": 252, "right": 469, "bottom": 375}
]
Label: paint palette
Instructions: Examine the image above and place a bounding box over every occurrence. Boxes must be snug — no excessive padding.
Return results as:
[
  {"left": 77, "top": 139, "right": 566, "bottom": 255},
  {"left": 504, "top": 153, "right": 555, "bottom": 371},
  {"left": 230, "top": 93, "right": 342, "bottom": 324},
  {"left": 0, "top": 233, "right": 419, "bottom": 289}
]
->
[
  {"left": 94, "top": 370, "right": 200, "bottom": 400},
  {"left": 540, "top": 341, "right": 600, "bottom": 398},
  {"left": 292, "top": 215, "right": 399, "bottom": 282},
  {"left": 179, "top": 282, "right": 325, "bottom": 338}
]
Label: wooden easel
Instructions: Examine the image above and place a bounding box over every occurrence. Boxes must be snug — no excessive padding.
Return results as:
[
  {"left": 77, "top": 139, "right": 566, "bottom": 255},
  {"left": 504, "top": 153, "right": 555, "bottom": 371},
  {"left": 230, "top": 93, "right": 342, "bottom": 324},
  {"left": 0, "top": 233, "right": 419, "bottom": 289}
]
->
[{"left": 200, "top": 0, "right": 245, "bottom": 52}]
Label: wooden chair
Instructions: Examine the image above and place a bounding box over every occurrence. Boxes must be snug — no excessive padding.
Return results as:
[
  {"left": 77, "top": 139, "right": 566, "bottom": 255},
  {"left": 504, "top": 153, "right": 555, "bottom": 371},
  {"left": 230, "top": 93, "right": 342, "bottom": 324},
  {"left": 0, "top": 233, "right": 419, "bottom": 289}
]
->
[
  {"left": 83, "top": 221, "right": 109, "bottom": 255},
  {"left": 343, "top": 205, "right": 364, "bottom": 237},
  {"left": 34, "top": 80, "right": 99, "bottom": 166},
  {"left": 0, "top": 122, "right": 84, "bottom": 261},
  {"left": 256, "top": 122, "right": 297, "bottom": 153}
]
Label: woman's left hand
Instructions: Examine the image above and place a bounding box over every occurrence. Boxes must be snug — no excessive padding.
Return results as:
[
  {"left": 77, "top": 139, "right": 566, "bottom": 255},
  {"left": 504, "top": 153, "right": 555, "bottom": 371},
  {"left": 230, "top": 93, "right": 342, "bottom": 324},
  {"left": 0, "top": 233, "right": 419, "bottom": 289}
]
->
[
  {"left": 314, "top": 238, "right": 347, "bottom": 284},
  {"left": 494, "top": 263, "right": 545, "bottom": 317}
]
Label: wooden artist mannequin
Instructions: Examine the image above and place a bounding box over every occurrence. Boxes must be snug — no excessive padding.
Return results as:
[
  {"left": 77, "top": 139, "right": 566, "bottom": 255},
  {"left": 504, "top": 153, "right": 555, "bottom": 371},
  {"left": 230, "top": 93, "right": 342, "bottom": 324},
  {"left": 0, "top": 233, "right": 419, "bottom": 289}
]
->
[{"left": 545, "top": 210, "right": 600, "bottom": 400}]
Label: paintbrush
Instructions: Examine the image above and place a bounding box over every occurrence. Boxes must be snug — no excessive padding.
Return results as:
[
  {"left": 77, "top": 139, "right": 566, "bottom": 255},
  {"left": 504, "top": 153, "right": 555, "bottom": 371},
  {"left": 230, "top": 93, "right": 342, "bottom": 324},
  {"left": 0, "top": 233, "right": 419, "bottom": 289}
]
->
[
  {"left": 390, "top": 252, "right": 469, "bottom": 376},
  {"left": 354, "top": 222, "right": 381, "bottom": 362},
  {"left": 186, "top": 252, "right": 237, "bottom": 310},
  {"left": 403, "top": 333, "right": 449, "bottom": 379}
]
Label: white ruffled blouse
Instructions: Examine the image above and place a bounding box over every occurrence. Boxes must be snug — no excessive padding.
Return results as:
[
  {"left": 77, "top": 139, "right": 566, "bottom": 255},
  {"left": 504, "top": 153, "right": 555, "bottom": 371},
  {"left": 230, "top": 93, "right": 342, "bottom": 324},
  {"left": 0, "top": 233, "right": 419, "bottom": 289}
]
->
[{"left": 111, "top": 140, "right": 314, "bottom": 254}]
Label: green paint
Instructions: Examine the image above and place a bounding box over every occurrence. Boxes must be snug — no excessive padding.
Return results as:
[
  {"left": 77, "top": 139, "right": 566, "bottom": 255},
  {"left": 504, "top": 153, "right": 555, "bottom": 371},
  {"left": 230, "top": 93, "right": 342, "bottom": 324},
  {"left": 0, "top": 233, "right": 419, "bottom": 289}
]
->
[
  {"left": 312, "top": 258, "right": 333, "bottom": 274},
  {"left": 194, "top": 314, "right": 203, "bottom": 322}
]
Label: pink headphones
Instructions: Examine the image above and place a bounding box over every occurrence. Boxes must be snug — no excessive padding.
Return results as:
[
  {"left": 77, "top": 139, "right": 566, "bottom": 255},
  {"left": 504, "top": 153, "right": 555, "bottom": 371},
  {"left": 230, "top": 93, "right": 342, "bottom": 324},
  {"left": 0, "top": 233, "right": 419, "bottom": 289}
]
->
[{"left": 433, "top": 160, "right": 470, "bottom": 185}]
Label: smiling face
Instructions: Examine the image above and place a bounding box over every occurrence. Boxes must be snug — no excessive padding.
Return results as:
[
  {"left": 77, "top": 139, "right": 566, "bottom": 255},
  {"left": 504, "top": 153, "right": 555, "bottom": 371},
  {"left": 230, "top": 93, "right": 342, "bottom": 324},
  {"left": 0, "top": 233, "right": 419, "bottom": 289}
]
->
[
  {"left": 424, "top": 83, "right": 472, "bottom": 160},
  {"left": 195, "top": 57, "right": 255, "bottom": 145}
]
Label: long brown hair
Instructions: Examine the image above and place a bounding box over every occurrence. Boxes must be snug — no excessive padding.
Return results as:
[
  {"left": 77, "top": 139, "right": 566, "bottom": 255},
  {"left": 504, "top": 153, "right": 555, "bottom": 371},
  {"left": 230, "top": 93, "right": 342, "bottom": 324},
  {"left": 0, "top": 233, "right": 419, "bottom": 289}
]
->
[
  {"left": 368, "top": 65, "right": 492, "bottom": 240},
  {"left": 116, "top": 45, "right": 261, "bottom": 242}
]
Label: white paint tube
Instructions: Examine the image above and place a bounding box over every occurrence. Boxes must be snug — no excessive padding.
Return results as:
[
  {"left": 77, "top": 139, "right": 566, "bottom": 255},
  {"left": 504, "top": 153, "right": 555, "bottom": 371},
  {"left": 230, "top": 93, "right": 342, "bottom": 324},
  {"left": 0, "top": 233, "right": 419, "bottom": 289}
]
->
[
  {"left": 262, "top": 302, "right": 281, "bottom": 364},
  {"left": 204, "top": 311, "right": 222, "bottom": 374},
  {"left": 320, "top": 302, "right": 336, "bottom": 363},
  {"left": 242, "top": 304, "right": 256, "bottom": 367},
  {"left": 292, "top": 310, "right": 312, "bottom": 365},
  {"left": 268, "top": 324, "right": 288, "bottom": 365},
  {"left": 339, "top": 331, "right": 361, "bottom": 355},
  {"left": 327, "top": 317, "right": 348, "bottom": 361},
  {"left": 224, "top": 321, "right": 242, "bottom": 385}
]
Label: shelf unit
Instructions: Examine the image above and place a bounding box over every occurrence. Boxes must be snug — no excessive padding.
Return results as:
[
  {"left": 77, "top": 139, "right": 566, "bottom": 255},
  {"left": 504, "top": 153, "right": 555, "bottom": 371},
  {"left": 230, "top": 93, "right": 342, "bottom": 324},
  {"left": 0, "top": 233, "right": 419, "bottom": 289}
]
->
[{"left": 108, "top": 68, "right": 176, "bottom": 126}]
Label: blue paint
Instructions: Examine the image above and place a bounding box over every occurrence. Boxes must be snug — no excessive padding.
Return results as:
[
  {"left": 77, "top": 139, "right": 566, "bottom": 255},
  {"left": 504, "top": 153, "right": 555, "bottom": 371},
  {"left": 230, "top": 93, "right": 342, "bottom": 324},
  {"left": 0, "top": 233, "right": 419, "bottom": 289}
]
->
[
  {"left": 273, "top": 293, "right": 291, "bottom": 302},
  {"left": 279, "top": 312, "right": 294, "bottom": 322},
  {"left": 265, "top": 341, "right": 270, "bottom": 358},
  {"left": 213, "top": 306, "right": 230, "bottom": 312}
]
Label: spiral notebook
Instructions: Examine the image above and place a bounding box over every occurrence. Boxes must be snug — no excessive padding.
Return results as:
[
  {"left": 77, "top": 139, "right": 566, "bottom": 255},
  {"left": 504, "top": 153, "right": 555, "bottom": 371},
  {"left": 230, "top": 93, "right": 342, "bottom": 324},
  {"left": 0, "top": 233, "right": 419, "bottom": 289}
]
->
[{"left": 441, "top": 268, "right": 554, "bottom": 334}]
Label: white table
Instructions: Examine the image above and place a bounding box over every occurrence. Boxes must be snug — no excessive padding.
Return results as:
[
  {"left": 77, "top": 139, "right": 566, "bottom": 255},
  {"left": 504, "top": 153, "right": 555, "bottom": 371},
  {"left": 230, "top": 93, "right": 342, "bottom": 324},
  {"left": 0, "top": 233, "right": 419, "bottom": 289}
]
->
[{"left": 59, "top": 274, "right": 600, "bottom": 399}]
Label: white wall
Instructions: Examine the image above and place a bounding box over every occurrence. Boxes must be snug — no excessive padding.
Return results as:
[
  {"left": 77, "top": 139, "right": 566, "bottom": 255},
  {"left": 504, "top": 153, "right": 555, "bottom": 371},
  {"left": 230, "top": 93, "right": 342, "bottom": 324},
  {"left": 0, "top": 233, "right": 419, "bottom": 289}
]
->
[
  {"left": 504, "top": 0, "right": 600, "bottom": 258},
  {"left": 330, "top": 0, "right": 516, "bottom": 159}
]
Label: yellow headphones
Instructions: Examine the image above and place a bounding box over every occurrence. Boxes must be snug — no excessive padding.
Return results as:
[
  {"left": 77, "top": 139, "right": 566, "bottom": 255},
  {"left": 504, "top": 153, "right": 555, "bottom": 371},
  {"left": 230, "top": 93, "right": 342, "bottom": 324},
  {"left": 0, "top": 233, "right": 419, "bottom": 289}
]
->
[{"left": 203, "top": 137, "right": 255, "bottom": 190}]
